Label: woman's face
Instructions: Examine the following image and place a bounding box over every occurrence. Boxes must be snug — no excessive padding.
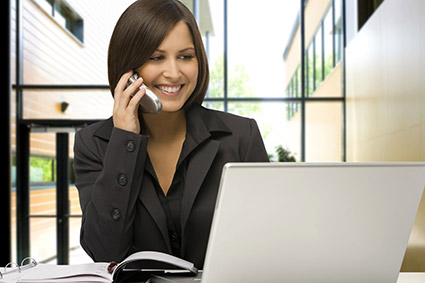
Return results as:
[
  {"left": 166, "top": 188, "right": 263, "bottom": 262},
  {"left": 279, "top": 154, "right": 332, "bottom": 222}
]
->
[{"left": 136, "top": 21, "right": 199, "bottom": 112}]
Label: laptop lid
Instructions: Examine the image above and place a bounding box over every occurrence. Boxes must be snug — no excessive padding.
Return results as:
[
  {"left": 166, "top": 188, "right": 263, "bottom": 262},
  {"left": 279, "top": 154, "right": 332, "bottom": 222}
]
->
[{"left": 201, "top": 162, "right": 425, "bottom": 283}]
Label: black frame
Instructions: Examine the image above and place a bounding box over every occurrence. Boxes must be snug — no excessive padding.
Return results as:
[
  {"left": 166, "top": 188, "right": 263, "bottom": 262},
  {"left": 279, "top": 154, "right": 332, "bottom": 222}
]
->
[
  {"left": 290, "top": 0, "right": 346, "bottom": 162},
  {"left": 1, "top": 0, "right": 13, "bottom": 267}
]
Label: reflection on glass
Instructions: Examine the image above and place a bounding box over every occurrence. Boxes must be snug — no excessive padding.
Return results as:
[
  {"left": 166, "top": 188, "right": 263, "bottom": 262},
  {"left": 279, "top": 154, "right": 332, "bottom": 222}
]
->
[
  {"left": 69, "top": 217, "right": 93, "bottom": 264},
  {"left": 30, "top": 217, "right": 57, "bottom": 263},
  {"left": 69, "top": 186, "right": 81, "bottom": 216},
  {"left": 228, "top": 102, "right": 301, "bottom": 162},
  {"left": 29, "top": 133, "right": 56, "bottom": 216},
  {"left": 305, "top": 102, "right": 342, "bottom": 161}
]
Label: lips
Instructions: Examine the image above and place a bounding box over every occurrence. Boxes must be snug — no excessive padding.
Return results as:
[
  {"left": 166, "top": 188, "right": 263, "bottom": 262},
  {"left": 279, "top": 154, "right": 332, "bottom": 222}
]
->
[{"left": 155, "top": 84, "right": 184, "bottom": 96}]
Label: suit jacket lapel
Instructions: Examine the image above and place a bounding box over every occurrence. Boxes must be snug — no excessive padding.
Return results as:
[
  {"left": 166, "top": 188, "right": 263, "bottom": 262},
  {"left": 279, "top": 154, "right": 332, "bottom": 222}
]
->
[
  {"left": 180, "top": 139, "right": 220, "bottom": 234},
  {"left": 139, "top": 177, "right": 172, "bottom": 253},
  {"left": 180, "top": 105, "right": 232, "bottom": 235}
]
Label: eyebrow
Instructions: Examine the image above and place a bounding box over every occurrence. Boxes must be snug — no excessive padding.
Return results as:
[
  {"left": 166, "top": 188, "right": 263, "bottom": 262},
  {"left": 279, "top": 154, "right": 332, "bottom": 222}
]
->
[{"left": 155, "top": 47, "right": 196, "bottom": 53}]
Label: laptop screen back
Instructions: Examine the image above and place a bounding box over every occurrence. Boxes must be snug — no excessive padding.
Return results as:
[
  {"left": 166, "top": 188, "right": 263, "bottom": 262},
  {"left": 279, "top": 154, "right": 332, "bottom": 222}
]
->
[{"left": 202, "top": 163, "right": 425, "bottom": 283}]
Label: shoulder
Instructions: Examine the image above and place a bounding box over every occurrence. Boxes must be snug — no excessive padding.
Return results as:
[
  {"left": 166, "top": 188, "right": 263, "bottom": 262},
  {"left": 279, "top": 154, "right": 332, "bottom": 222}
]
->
[
  {"left": 194, "top": 105, "right": 257, "bottom": 132},
  {"left": 76, "top": 117, "right": 114, "bottom": 141},
  {"left": 192, "top": 105, "right": 268, "bottom": 161}
]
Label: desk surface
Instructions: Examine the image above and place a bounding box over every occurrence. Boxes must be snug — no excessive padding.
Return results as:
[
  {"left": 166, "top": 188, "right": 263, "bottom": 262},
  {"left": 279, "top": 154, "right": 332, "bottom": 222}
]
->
[
  {"left": 147, "top": 272, "right": 425, "bottom": 283},
  {"left": 397, "top": 273, "right": 425, "bottom": 283}
]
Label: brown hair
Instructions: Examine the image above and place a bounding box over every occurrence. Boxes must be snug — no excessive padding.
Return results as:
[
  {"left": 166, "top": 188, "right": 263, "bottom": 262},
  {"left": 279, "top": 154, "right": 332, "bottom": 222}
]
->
[{"left": 107, "top": 0, "right": 209, "bottom": 107}]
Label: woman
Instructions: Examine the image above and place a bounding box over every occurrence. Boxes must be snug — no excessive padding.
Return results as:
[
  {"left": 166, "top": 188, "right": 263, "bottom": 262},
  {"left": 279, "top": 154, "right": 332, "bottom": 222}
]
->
[{"left": 73, "top": 0, "right": 269, "bottom": 269}]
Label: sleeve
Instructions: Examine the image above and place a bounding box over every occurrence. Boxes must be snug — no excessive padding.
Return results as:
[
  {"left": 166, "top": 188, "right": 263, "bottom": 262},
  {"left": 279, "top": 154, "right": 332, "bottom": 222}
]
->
[
  {"left": 242, "top": 119, "right": 270, "bottom": 162},
  {"left": 73, "top": 127, "right": 149, "bottom": 262}
]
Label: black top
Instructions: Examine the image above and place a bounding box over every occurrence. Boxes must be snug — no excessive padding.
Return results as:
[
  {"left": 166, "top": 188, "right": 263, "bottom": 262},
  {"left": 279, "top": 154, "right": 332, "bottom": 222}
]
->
[
  {"left": 144, "top": 115, "right": 204, "bottom": 258},
  {"left": 145, "top": 155, "right": 186, "bottom": 257}
]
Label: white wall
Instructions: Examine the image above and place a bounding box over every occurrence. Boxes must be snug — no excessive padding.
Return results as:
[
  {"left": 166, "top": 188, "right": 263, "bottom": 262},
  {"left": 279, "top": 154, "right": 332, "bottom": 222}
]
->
[{"left": 346, "top": 0, "right": 425, "bottom": 271}]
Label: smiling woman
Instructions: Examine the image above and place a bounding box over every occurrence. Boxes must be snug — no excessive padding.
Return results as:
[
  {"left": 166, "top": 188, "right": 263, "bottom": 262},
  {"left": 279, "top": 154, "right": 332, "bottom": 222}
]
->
[{"left": 73, "top": 0, "right": 269, "bottom": 270}]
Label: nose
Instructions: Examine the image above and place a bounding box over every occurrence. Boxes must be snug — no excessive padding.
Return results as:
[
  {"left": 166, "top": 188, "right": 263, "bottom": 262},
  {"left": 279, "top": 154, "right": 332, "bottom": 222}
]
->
[{"left": 163, "top": 59, "right": 181, "bottom": 80}]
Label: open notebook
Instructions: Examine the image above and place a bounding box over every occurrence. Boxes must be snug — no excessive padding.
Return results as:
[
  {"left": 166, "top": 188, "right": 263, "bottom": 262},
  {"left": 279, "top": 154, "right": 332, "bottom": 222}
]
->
[{"left": 0, "top": 251, "right": 197, "bottom": 283}]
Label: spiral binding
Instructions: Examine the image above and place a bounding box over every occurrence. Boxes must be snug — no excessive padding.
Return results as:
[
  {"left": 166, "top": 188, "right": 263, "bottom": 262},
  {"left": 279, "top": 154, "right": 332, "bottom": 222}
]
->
[{"left": 0, "top": 257, "right": 37, "bottom": 279}]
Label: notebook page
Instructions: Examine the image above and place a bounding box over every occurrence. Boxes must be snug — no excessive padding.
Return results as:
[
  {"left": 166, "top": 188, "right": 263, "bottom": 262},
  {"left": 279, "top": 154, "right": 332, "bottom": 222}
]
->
[{"left": 18, "top": 263, "right": 112, "bottom": 282}]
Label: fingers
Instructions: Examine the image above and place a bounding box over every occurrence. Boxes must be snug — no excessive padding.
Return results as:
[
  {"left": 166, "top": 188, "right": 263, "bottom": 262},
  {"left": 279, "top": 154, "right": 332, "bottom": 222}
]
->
[
  {"left": 112, "top": 71, "right": 146, "bottom": 133},
  {"left": 114, "top": 71, "right": 146, "bottom": 110}
]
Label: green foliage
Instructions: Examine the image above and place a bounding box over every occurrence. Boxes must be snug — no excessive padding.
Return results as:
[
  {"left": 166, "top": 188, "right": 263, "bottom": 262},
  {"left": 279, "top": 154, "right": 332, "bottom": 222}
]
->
[
  {"left": 275, "top": 145, "right": 296, "bottom": 162},
  {"left": 208, "top": 54, "right": 260, "bottom": 116},
  {"left": 30, "top": 156, "right": 55, "bottom": 182}
]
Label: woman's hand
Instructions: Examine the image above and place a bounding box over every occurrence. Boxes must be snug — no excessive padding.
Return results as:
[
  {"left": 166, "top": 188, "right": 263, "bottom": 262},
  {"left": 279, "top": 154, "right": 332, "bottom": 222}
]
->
[{"left": 113, "top": 70, "right": 146, "bottom": 134}]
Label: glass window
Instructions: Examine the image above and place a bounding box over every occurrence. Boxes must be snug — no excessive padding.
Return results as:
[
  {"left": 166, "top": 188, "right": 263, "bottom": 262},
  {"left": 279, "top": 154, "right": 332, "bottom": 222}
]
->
[
  {"left": 285, "top": 68, "right": 302, "bottom": 121},
  {"left": 323, "top": 5, "right": 334, "bottom": 78},
  {"left": 55, "top": 1, "right": 84, "bottom": 42},
  {"left": 296, "top": 66, "right": 301, "bottom": 99},
  {"left": 30, "top": 155, "right": 55, "bottom": 184},
  {"left": 305, "top": 102, "right": 343, "bottom": 161},
  {"left": 227, "top": 0, "right": 290, "bottom": 98},
  {"left": 202, "top": 101, "right": 225, "bottom": 111},
  {"left": 228, "top": 102, "right": 301, "bottom": 162},
  {"left": 306, "top": 43, "right": 314, "bottom": 97},
  {"left": 28, "top": 133, "right": 57, "bottom": 262},
  {"left": 69, "top": 217, "right": 92, "bottom": 264},
  {"left": 334, "top": 0, "right": 343, "bottom": 63},
  {"left": 29, "top": 133, "right": 57, "bottom": 216},
  {"left": 33, "top": 0, "right": 84, "bottom": 43},
  {"left": 314, "top": 25, "right": 323, "bottom": 88},
  {"left": 30, "top": 217, "right": 57, "bottom": 263},
  {"left": 207, "top": 54, "right": 225, "bottom": 99},
  {"left": 204, "top": 0, "right": 224, "bottom": 99},
  {"left": 33, "top": 0, "right": 53, "bottom": 14}
]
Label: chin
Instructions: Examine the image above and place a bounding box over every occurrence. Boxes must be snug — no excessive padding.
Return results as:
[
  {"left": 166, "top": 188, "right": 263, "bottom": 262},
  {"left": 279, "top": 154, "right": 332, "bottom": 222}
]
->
[{"left": 160, "top": 102, "right": 186, "bottom": 113}]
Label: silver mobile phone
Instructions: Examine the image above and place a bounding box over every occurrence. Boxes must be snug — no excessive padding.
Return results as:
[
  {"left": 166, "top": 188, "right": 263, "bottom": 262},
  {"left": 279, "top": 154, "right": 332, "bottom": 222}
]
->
[{"left": 127, "top": 73, "right": 162, "bottom": 114}]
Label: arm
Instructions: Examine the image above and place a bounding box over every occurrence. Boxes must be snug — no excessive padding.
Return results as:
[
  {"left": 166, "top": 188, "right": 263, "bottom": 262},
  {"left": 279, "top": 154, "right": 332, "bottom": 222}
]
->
[
  {"left": 74, "top": 71, "right": 149, "bottom": 261},
  {"left": 74, "top": 126, "right": 148, "bottom": 262}
]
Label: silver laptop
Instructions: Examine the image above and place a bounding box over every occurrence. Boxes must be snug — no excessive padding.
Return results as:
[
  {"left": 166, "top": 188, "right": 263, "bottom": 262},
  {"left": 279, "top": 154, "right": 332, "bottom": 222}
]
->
[{"left": 152, "top": 162, "right": 425, "bottom": 283}]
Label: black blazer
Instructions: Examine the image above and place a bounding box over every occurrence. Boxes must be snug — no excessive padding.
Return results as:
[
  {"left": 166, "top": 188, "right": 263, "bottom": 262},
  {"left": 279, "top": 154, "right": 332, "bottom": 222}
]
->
[{"left": 73, "top": 105, "right": 269, "bottom": 268}]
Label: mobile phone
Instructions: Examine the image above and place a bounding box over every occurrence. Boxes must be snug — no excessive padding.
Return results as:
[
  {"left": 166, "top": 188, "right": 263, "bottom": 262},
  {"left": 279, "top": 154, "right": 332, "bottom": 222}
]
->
[{"left": 127, "top": 72, "right": 162, "bottom": 114}]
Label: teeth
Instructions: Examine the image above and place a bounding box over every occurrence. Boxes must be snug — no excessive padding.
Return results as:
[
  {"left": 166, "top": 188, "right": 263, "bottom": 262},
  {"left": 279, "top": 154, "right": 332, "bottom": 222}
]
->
[{"left": 158, "top": 85, "right": 181, "bottom": 93}]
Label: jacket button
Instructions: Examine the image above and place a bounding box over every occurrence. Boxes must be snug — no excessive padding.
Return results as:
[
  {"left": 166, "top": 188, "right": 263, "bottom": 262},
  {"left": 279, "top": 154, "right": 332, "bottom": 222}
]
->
[
  {"left": 111, "top": 208, "right": 121, "bottom": 221},
  {"left": 126, "top": 140, "right": 135, "bottom": 152},
  {"left": 171, "top": 233, "right": 178, "bottom": 242},
  {"left": 118, "top": 174, "right": 128, "bottom": 186}
]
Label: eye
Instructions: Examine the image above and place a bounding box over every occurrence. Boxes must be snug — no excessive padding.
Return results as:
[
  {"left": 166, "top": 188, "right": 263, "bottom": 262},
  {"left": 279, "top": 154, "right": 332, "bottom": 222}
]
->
[
  {"left": 179, "top": 54, "right": 195, "bottom": 60},
  {"left": 149, "top": 55, "right": 164, "bottom": 61}
]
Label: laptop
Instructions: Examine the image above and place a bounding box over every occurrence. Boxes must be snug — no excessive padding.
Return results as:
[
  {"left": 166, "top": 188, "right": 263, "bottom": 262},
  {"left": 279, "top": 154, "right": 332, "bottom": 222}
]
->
[{"left": 151, "top": 162, "right": 425, "bottom": 283}]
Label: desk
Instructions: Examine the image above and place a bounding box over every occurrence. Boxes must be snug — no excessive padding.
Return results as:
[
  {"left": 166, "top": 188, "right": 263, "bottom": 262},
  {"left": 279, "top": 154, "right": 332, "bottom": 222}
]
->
[
  {"left": 397, "top": 272, "right": 425, "bottom": 283},
  {"left": 147, "top": 272, "right": 425, "bottom": 283}
]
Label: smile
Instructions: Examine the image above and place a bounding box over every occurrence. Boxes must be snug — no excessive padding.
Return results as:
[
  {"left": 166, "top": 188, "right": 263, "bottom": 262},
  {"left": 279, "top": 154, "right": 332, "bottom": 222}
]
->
[{"left": 156, "top": 84, "right": 183, "bottom": 95}]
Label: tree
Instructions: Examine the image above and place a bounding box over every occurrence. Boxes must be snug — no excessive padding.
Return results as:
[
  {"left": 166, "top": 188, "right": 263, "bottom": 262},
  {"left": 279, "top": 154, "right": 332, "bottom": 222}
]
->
[{"left": 207, "top": 54, "right": 260, "bottom": 116}]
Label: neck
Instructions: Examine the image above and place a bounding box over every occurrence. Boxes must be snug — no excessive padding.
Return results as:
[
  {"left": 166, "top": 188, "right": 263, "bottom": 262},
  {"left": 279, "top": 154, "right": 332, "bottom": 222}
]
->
[{"left": 141, "top": 110, "right": 187, "bottom": 140}]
